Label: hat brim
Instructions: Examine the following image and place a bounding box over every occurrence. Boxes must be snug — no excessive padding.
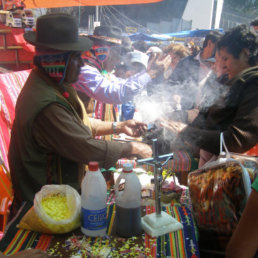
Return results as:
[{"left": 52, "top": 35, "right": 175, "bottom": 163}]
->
[
  {"left": 130, "top": 57, "right": 148, "bottom": 70},
  {"left": 88, "top": 35, "right": 121, "bottom": 45},
  {"left": 24, "top": 31, "right": 93, "bottom": 52}
]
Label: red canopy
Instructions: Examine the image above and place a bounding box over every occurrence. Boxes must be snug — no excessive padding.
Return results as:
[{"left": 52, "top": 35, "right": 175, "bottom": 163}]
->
[{"left": 24, "top": 0, "right": 163, "bottom": 8}]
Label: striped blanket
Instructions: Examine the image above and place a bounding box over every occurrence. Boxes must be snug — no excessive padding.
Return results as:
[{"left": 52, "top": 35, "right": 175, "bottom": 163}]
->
[
  {"left": 117, "top": 151, "right": 199, "bottom": 173},
  {"left": 0, "top": 201, "right": 199, "bottom": 257},
  {"left": 0, "top": 70, "right": 30, "bottom": 170}
]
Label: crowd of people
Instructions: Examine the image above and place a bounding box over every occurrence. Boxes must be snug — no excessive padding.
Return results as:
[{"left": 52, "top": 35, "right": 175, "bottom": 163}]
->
[{"left": 1, "top": 12, "right": 258, "bottom": 258}]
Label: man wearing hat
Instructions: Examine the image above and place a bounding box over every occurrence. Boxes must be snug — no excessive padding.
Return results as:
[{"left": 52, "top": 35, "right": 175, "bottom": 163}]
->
[
  {"left": 8, "top": 14, "right": 152, "bottom": 217},
  {"left": 74, "top": 25, "right": 159, "bottom": 108}
]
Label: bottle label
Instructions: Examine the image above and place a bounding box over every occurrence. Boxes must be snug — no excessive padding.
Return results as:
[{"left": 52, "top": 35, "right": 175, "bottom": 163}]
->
[{"left": 81, "top": 207, "right": 107, "bottom": 230}]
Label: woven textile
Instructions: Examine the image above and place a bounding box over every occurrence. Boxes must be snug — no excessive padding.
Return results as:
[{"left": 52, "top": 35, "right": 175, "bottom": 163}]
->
[
  {"left": 116, "top": 150, "right": 198, "bottom": 173},
  {"left": 0, "top": 201, "right": 199, "bottom": 257},
  {"left": 0, "top": 70, "right": 30, "bottom": 170}
]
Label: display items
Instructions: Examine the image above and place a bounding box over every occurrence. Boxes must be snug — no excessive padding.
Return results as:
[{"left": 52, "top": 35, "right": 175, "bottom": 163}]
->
[{"left": 18, "top": 184, "right": 81, "bottom": 234}]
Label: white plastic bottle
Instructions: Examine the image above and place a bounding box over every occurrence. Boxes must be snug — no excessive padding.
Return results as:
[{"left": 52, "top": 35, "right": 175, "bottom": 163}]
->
[
  {"left": 81, "top": 161, "right": 107, "bottom": 237},
  {"left": 115, "top": 163, "right": 142, "bottom": 237}
]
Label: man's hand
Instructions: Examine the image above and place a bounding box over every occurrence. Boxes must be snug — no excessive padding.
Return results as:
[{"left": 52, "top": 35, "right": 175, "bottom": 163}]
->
[
  {"left": 128, "top": 142, "right": 153, "bottom": 159},
  {"left": 118, "top": 120, "right": 147, "bottom": 137},
  {"left": 159, "top": 118, "right": 187, "bottom": 134}
]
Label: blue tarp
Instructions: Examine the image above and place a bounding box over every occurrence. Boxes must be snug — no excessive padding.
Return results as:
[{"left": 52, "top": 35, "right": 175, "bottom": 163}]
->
[
  {"left": 128, "top": 32, "right": 168, "bottom": 42},
  {"left": 166, "top": 28, "right": 224, "bottom": 38},
  {"left": 128, "top": 29, "right": 224, "bottom": 42}
]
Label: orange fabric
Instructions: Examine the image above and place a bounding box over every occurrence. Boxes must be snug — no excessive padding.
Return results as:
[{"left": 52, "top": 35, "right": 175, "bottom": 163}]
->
[
  {"left": 0, "top": 165, "right": 12, "bottom": 200},
  {"left": 24, "top": 0, "right": 163, "bottom": 8},
  {"left": 244, "top": 144, "right": 258, "bottom": 156}
]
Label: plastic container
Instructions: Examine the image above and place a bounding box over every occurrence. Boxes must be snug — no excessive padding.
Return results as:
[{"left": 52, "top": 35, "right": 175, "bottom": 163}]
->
[
  {"left": 115, "top": 163, "right": 142, "bottom": 237},
  {"left": 81, "top": 161, "right": 107, "bottom": 237}
]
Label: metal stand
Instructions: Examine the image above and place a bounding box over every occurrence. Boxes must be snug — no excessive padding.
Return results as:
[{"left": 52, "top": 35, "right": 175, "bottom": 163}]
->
[{"left": 137, "top": 139, "right": 183, "bottom": 237}]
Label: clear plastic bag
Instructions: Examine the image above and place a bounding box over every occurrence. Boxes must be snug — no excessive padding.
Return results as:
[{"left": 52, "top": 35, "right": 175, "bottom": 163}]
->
[
  {"left": 18, "top": 185, "right": 81, "bottom": 234},
  {"left": 230, "top": 153, "right": 258, "bottom": 183},
  {"left": 188, "top": 133, "right": 251, "bottom": 234}
]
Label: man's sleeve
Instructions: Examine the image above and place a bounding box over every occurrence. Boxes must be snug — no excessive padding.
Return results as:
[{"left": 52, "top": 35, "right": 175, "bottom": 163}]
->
[
  {"left": 32, "top": 103, "right": 124, "bottom": 169},
  {"left": 74, "top": 65, "right": 151, "bottom": 104}
]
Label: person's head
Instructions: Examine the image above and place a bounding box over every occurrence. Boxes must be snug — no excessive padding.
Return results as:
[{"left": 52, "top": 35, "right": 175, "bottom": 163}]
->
[
  {"left": 121, "top": 36, "right": 133, "bottom": 56},
  {"left": 250, "top": 18, "right": 258, "bottom": 33},
  {"left": 87, "top": 25, "right": 123, "bottom": 72},
  {"left": 114, "top": 36, "right": 134, "bottom": 78},
  {"left": 201, "top": 30, "right": 223, "bottom": 60},
  {"left": 217, "top": 24, "right": 258, "bottom": 80},
  {"left": 213, "top": 51, "right": 227, "bottom": 77},
  {"left": 24, "top": 13, "right": 92, "bottom": 86},
  {"left": 124, "top": 50, "right": 149, "bottom": 77},
  {"left": 132, "top": 40, "right": 149, "bottom": 53},
  {"left": 163, "top": 44, "right": 189, "bottom": 69}
]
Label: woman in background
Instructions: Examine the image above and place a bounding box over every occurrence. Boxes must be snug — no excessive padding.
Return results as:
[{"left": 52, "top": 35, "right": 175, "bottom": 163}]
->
[{"left": 160, "top": 24, "right": 258, "bottom": 166}]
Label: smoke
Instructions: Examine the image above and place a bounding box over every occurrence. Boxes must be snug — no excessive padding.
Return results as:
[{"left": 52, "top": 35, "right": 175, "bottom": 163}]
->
[{"left": 132, "top": 71, "right": 229, "bottom": 149}]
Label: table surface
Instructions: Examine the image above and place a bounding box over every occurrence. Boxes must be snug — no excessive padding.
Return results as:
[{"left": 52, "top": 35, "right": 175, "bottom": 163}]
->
[{"left": 0, "top": 192, "right": 200, "bottom": 258}]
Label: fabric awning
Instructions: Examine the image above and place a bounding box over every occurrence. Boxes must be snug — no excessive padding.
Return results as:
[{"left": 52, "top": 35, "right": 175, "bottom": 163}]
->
[{"left": 23, "top": 0, "right": 163, "bottom": 9}]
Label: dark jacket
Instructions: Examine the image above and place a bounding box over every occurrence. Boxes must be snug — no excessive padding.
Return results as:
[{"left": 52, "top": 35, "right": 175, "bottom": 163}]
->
[
  {"left": 8, "top": 70, "right": 82, "bottom": 207},
  {"left": 168, "top": 55, "right": 201, "bottom": 110},
  {"left": 180, "top": 66, "right": 258, "bottom": 154}
]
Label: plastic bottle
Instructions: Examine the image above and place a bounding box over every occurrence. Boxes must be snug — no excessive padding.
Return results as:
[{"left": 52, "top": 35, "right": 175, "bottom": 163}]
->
[
  {"left": 81, "top": 161, "right": 107, "bottom": 237},
  {"left": 115, "top": 163, "right": 142, "bottom": 238}
]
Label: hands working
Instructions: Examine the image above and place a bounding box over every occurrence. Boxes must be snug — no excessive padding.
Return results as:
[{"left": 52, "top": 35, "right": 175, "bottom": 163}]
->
[
  {"left": 118, "top": 120, "right": 152, "bottom": 159},
  {"left": 130, "top": 141, "right": 153, "bottom": 159},
  {"left": 118, "top": 120, "right": 147, "bottom": 138},
  {"left": 159, "top": 118, "right": 187, "bottom": 134}
]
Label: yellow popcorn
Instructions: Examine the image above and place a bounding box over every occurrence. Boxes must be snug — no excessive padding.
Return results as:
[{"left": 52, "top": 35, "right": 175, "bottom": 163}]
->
[{"left": 41, "top": 194, "right": 72, "bottom": 221}]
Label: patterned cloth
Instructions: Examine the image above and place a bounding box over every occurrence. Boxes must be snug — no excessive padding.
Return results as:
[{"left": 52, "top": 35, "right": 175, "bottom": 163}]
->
[
  {"left": 116, "top": 150, "right": 199, "bottom": 173},
  {"left": 0, "top": 70, "right": 30, "bottom": 170},
  {"left": 0, "top": 202, "right": 199, "bottom": 257},
  {"left": 34, "top": 49, "right": 72, "bottom": 85}
]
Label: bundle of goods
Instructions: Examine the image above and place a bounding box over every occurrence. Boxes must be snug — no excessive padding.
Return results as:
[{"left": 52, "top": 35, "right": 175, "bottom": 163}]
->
[
  {"left": 161, "top": 177, "right": 184, "bottom": 198},
  {"left": 188, "top": 160, "right": 250, "bottom": 234},
  {"left": 230, "top": 153, "right": 258, "bottom": 182},
  {"left": 18, "top": 185, "right": 81, "bottom": 234},
  {"left": 188, "top": 134, "right": 252, "bottom": 236}
]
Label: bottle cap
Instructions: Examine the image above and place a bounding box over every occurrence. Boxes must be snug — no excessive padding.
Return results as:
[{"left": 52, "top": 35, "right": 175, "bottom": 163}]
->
[
  {"left": 122, "top": 163, "right": 133, "bottom": 173},
  {"left": 88, "top": 161, "right": 99, "bottom": 171}
]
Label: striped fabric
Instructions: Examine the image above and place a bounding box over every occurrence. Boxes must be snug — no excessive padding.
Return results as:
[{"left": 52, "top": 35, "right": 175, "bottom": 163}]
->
[
  {"left": 0, "top": 70, "right": 30, "bottom": 170},
  {"left": 0, "top": 197, "right": 12, "bottom": 234},
  {"left": 0, "top": 197, "right": 10, "bottom": 213},
  {"left": 3, "top": 230, "right": 52, "bottom": 255},
  {"left": 116, "top": 150, "right": 198, "bottom": 173},
  {"left": 0, "top": 203, "right": 199, "bottom": 257},
  {"left": 0, "top": 165, "right": 12, "bottom": 200}
]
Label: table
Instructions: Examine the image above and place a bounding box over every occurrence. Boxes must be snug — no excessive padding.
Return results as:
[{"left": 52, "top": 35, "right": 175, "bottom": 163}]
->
[{"left": 0, "top": 193, "right": 200, "bottom": 257}]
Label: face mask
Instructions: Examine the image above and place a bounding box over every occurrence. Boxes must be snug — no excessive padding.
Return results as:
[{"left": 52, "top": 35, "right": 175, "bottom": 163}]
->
[
  {"left": 34, "top": 49, "right": 72, "bottom": 85},
  {"left": 92, "top": 45, "right": 110, "bottom": 63}
]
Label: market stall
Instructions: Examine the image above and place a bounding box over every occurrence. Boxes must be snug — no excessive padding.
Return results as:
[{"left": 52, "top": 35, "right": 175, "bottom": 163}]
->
[
  {"left": 0, "top": 190, "right": 200, "bottom": 257},
  {"left": 0, "top": 24, "right": 34, "bottom": 71}
]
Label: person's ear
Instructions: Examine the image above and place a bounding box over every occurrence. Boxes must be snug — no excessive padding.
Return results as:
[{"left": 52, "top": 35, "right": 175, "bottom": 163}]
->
[
  {"left": 208, "top": 40, "right": 215, "bottom": 50},
  {"left": 241, "top": 48, "right": 250, "bottom": 63}
]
